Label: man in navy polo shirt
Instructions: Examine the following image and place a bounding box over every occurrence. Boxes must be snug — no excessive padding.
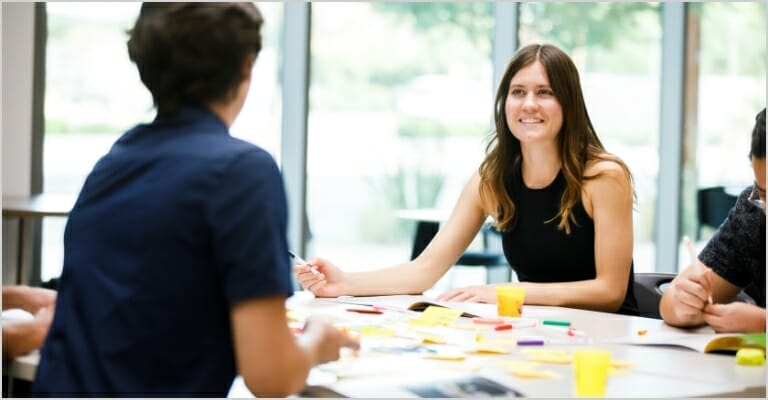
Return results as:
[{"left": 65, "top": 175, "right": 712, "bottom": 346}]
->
[{"left": 32, "top": 3, "right": 358, "bottom": 397}]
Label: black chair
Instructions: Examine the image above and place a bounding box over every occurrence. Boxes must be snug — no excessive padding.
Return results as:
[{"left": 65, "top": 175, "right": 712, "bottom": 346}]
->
[
  {"left": 410, "top": 222, "right": 510, "bottom": 284},
  {"left": 634, "top": 273, "right": 675, "bottom": 319},
  {"left": 633, "top": 272, "right": 756, "bottom": 319},
  {"left": 455, "top": 225, "right": 510, "bottom": 284},
  {"left": 696, "top": 187, "right": 738, "bottom": 240}
]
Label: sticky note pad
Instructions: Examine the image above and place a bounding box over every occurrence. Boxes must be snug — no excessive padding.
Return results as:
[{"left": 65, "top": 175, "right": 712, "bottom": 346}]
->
[
  {"left": 736, "top": 348, "right": 766, "bottom": 366},
  {"left": 419, "top": 306, "right": 463, "bottom": 326}
]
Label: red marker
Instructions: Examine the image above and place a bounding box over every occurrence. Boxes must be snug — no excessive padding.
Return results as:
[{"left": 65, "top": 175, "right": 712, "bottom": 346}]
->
[{"left": 494, "top": 324, "right": 513, "bottom": 331}]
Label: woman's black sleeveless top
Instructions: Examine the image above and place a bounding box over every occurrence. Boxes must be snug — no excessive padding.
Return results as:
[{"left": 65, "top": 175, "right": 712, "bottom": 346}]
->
[{"left": 500, "top": 168, "right": 639, "bottom": 315}]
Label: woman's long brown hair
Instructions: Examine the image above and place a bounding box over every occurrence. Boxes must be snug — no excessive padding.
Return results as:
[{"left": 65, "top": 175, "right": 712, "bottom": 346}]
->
[{"left": 479, "top": 44, "right": 635, "bottom": 234}]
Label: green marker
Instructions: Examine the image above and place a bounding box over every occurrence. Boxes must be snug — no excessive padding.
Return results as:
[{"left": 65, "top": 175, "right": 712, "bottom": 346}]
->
[{"left": 542, "top": 319, "right": 571, "bottom": 327}]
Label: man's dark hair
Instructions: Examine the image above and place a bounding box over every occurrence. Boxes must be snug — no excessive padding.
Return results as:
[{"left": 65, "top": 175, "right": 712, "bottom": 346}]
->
[
  {"left": 751, "top": 108, "right": 766, "bottom": 159},
  {"left": 127, "top": 3, "right": 263, "bottom": 116}
]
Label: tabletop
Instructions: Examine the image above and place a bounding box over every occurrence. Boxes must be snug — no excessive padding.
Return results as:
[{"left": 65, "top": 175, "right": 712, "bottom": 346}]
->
[
  {"left": 282, "top": 293, "right": 766, "bottom": 398},
  {"left": 8, "top": 293, "right": 765, "bottom": 398}
]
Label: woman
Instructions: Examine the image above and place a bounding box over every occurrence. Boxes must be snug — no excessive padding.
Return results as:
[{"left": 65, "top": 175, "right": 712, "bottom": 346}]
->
[
  {"left": 32, "top": 3, "right": 357, "bottom": 397},
  {"left": 297, "top": 44, "right": 638, "bottom": 315}
]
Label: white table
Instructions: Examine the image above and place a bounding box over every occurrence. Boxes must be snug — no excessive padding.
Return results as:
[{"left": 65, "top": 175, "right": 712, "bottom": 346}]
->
[
  {"left": 8, "top": 293, "right": 765, "bottom": 398},
  {"left": 286, "top": 294, "right": 766, "bottom": 398}
]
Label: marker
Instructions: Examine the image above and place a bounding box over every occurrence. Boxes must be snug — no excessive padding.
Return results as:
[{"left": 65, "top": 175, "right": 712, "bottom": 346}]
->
[
  {"left": 516, "top": 339, "right": 545, "bottom": 346},
  {"left": 684, "top": 236, "right": 712, "bottom": 304},
  {"left": 494, "top": 324, "right": 513, "bottom": 331},
  {"left": 288, "top": 251, "right": 321, "bottom": 277},
  {"left": 542, "top": 319, "right": 570, "bottom": 327}
]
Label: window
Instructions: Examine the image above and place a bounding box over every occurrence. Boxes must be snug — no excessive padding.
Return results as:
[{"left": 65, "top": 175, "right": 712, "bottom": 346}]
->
[
  {"left": 688, "top": 1, "right": 766, "bottom": 243},
  {"left": 519, "top": 2, "right": 662, "bottom": 272},
  {"left": 41, "top": 2, "right": 284, "bottom": 281},
  {"left": 306, "top": 3, "right": 493, "bottom": 284}
]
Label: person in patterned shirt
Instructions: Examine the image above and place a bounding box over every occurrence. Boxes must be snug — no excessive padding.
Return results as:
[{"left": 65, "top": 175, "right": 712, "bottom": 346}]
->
[{"left": 661, "top": 108, "right": 765, "bottom": 333}]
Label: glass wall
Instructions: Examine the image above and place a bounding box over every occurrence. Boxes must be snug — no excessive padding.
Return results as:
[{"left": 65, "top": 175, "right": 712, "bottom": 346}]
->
[
  {"left": 518, "top": 3, "right": 663, "bottom": 272},
  {"left": 36, "top": 2, "right": 765, "bottom": 283},
  {"left": 41, "top": 2, "right": 284, "bottom": 281},
  {"left": 686, "top": 2, "right": 766, "bottom": 248},
  {"left": 306, "top": 3, "right": 493, "bottom": 282}
]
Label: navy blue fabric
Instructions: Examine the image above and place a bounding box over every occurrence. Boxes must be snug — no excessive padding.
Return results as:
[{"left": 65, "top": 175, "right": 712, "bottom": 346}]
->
[
  {"left": 699, "top": 186, "right": 766, "bottom": 307},
  {"left": 32, "top": 106, "right": 294, "bottom": 397},
  {"left": 500, "top": 167, "right": 638, "bottom": 316}
]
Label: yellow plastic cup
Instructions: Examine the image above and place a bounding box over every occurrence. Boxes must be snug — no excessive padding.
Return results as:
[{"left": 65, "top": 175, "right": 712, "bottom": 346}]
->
[
  {"left": 573, "top": 349, "right": 611, "bottom": 397},
  {"left": 495, "top": 286, "right": 525, "bottom": 317}
]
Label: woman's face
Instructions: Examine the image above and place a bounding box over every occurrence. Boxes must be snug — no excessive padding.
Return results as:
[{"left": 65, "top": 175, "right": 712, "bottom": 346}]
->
[{"left": 505, "top": 60, "right": 563, "bottom": 145}]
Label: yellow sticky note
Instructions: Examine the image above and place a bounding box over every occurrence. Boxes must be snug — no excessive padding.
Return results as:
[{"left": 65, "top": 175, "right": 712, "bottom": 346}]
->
[
  {"left": 611, "top": 359, "right": 636, "bottom": 368},
  {"left": 508, "top": 368, "right": 560, "bottom": 379},
  {"left": 736, "top": 348, "right": 766, "bottom": 366},
  {"left": 527, "top": 353, "right": 573, "bottom": 364},
  {"left": 423, "top": 352, "right": 467, "bottom": 361},
  {"left": 472, "top": 345, "right": 510, "bottom": 354},
  {"left": 421, "top": 334, "right": 446, "bottom": 344},
  {"left": 408, "top": 318, "right": 439, "bottom": 327},
  {"left": 419, "top": 305, "right": 463, "bottom": 326},
  {"left": 359, "top": 326, "right": 397, "bottom": 337}
]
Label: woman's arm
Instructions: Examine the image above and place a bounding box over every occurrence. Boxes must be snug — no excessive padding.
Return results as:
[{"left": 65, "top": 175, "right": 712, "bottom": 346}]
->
[{"left": 297, "top": 172, "right": 488, "bottom": 296}]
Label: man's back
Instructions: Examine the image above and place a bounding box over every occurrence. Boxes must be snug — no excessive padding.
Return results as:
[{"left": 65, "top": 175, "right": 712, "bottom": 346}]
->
[{"left": 32, "top": 106, "right": 294, "bottom": 396}]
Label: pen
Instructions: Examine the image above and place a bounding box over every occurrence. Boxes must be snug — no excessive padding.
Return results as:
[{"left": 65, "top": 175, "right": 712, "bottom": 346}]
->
[
  {"left": 516, "top": 339, "right": 544, "bottom": 346},
  {"left": 542, "top": 319, "right": 570, "bottom": 327},
  {"left": 288, "top": 251, "right": 321, "bottom": 277},
  {"left": 684, "top": 236, "right": 712, "bottom": 304}
]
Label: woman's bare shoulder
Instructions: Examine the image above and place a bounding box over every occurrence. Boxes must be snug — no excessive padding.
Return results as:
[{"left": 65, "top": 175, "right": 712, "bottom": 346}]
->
[{"left": 584, "top": 155, "right": 629, "bottom": 180}]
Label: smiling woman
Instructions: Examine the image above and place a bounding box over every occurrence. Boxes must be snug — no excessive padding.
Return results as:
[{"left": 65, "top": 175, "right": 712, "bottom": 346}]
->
[
  {"left": 504, "top": 61, "right": 563, "bottom": 149},
  {"left": 297, "top": 43, "right": 640, "bottom": 316}
]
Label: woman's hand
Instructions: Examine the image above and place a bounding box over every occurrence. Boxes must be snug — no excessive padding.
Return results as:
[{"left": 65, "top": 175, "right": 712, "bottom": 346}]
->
[
  {"left": 293, "top": 257, "right": 348, "bottom": 298},
  {"left": 703, "top": 302, "right": 766, "bottom": 333},
  {"left": 436, "top": 285, "right": 496, "bottom": 303}
]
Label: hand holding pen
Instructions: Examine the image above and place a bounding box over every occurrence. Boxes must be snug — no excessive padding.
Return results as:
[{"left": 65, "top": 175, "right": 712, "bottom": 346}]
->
[
  {"left": 292, "top": 255, "right": 348, "bottom": 298},
  {"left": 289, "top": 251, "right": 322, "bottom": 277},
  {"left": 683, "top": 236, "right": 713, "bottom": 305}
]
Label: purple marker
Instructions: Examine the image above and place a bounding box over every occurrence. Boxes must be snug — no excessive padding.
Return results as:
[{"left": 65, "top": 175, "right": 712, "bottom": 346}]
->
[{"left": 516, "top": 339, "right": 545, "bottom": 346}]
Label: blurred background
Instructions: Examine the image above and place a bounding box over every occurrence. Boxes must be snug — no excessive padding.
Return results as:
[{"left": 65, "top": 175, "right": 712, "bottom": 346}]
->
[{"left": 4, "top": 2, "right": 765, "bottom": 290}]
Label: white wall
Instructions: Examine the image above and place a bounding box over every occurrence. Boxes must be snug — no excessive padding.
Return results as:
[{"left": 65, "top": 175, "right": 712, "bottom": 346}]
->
[
  {"left": 2, "top": 2, "right": 35, "bottom": 196},
  {"left": 2, "top": 3, "right": 36, "bottom": 283}
]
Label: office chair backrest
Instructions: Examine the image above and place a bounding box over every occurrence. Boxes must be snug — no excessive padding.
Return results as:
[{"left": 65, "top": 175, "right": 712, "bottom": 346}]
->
[
  {"left": 633, "top": 272, "right": 675, "bottom": 319},
  {"left": 455, "top": 225, "right": 511, "bottom": 284},
  {"left": 696, "top": 187, "right": 738, "bottom": 240}
]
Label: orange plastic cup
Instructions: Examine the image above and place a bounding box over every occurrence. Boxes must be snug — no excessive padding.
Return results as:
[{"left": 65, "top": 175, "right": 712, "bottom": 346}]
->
[{"left": 495, "top": 286, "right": 525, "bottom": 317}]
